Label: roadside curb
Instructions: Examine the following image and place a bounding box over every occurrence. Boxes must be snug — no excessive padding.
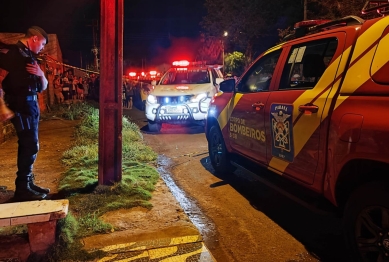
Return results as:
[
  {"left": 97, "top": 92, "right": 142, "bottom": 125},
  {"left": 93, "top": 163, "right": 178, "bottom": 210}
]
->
[{"left": 86, "top": 235, "right": 217, "bottom": 261}]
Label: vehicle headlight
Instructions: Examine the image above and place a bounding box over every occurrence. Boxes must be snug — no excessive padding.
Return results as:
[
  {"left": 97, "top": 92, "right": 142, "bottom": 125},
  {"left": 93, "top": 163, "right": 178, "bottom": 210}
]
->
[
  {"left": 147, "top": 95, "right": 157, "bottom": 104},
  {"left": 190, "top": 93, "right": 208, "bottom": 103},
  {"left": 208, "top": 105, "right": 217, "bottom": 116}
]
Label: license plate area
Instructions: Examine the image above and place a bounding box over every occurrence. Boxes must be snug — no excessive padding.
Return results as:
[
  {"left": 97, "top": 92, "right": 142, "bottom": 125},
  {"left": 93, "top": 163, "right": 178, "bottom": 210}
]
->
[{"left": 166, "top": 106, "right": 182, "bottom": 114}]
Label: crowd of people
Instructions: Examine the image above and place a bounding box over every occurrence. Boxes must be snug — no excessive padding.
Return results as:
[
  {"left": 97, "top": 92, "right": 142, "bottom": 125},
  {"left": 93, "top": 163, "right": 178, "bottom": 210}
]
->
[{"left": 53, "top": 71, "right": 100, "bottom": 104}]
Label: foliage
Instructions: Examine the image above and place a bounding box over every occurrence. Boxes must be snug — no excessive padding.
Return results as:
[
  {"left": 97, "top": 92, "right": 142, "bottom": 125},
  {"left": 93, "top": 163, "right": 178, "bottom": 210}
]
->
[
  {"left": 45, "top": 102, "right": 95, "bottom": 120},
  {"left": 201, "top": 0, "right": 304, "bottom": 60},
  {"left": 46, "top": 213, "right": 106, "bottom": 262},
  {"left": 201, "top": 0, "right": 379, "bottom": 60},
  {"left": 44, "top": 102, "right": 160, "bottom": 261},
  {"left": 224, "top": 51, "right": 247, "bottom": 76},
  {"left": 306, "top": 0, "right": 370, "bottom": 20}
]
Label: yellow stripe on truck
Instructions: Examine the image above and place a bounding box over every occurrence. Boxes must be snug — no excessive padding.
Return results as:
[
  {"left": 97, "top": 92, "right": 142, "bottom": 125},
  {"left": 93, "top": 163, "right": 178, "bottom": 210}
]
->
[
  {"left": 268, "top": 49, "right": 348, "bottom": 172},
  {"left": 371, "top": 32, "right": 389, "bottom": 75},
  {"left": 217, "top": 93, "right": 244, "bottom": 131},
  {"left": 341, "top": 16, "right": 389, "bottom": 94},
  {"left": 351, "top": 17, "right": 389, "bottom": 63},
  {"left": 268, "top": 16, "right": 389, "bottom": 174}
]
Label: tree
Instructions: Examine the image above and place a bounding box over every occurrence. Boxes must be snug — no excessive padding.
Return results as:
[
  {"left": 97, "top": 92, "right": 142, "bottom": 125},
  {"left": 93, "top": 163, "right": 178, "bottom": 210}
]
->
[
  {"left": 201, "top": 0, "right": 303, "bottom": 61},
  {"left": 306, "top": 0, "right": 374, "bottom": 19},
  {"left": 224, "top": 51, "right": 247, "bottom": 76},
  {"left": 201, "top": 0, "right": 269, "bottom": 62}
]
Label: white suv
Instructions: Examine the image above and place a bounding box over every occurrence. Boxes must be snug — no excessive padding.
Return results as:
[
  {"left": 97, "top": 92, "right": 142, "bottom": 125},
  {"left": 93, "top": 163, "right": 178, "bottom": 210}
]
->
[{"left": 145, "top": 60, "right": 224, "bottom": 132}]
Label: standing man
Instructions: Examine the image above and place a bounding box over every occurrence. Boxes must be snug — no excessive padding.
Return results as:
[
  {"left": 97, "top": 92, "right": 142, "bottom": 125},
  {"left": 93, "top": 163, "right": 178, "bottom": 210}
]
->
[{"left": 0, "top": 26, "right": 50, "bottom": 201}]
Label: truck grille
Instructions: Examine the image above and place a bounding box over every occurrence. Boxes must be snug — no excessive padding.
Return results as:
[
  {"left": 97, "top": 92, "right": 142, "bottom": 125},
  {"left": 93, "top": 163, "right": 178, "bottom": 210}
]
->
[{"left": 157, "top": 95, "right": 191, "bottom": 105}]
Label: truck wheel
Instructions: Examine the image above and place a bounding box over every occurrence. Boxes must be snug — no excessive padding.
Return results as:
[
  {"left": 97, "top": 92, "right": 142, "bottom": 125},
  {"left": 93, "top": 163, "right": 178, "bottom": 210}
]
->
[
  {"left": 343, "top": 182, "right": 389, "bottom": 262},
  {"left": 208, "top": 125, "right": 235, "bottom": 174},
  {"left": 148, "top": 120, "right": 161, "bottom": 132}
]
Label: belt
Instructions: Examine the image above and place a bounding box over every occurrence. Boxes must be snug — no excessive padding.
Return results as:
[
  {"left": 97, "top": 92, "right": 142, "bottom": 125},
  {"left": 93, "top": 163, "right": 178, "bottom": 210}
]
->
[
  {"left": 4, "top": 94, "right": 37, "bottom": 101},
  {"left": 26, "top": 95, "right": 37, "bottom": 101}
]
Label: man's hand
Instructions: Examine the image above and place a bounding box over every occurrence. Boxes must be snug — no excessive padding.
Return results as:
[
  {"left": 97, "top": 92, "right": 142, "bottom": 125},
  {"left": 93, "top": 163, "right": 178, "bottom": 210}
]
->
[
  {"left": 26, "top": 61, "right": 48, "bottom": 91},
  {"left": 26, "top": 61, "right": 44, "bottom": 77}
]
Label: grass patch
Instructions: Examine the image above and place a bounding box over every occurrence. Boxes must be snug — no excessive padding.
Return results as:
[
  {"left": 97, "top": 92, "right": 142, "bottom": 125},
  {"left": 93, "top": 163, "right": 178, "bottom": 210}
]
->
[
  {"left": 45, "top": 102, "right": 159, "bottom": 261},
  {"left": 45, "top": 102, "right": 95, "bottom": 120},
  {"left": 0, "top": 225, "right": 27, "bottom": 236}
]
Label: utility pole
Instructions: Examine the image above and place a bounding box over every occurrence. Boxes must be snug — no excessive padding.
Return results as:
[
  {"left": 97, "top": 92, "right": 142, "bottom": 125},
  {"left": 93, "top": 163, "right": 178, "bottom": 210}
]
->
[
  {"left": 304, "top": 0, "right": 308, "bottom": 20},
  {"left": 98, "top": 0, "right": 123, "bottom": 185}
]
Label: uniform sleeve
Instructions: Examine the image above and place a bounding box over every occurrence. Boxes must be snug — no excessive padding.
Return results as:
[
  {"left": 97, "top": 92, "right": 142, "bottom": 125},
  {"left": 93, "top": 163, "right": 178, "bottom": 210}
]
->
[{"left": 0, "top": 48, "right": 11, "bottom": 72}]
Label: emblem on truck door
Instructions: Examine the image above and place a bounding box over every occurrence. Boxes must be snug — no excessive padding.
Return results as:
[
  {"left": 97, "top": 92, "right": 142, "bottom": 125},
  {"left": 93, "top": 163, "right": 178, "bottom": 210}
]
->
[{"left": 270, "top": 104, "right": 295, "bottom": 162}]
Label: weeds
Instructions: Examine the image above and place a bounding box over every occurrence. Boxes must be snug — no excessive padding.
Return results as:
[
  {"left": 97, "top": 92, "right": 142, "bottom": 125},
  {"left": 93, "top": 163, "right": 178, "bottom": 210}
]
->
[
  {"left": 45, "top": 102, "right": 95, "bottom": 120},
  {"left": 45, "top": 102, "right": 159, "bottom": 261}
]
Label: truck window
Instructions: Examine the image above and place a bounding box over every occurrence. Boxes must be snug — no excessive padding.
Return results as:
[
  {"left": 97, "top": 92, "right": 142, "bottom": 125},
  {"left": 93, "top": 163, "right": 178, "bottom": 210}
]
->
[
  {"left": 237, "top": 50, "right": 281, "bottom": 93},
  {"left": 279, "top": 38, "right": 338, "bottom": 90}
]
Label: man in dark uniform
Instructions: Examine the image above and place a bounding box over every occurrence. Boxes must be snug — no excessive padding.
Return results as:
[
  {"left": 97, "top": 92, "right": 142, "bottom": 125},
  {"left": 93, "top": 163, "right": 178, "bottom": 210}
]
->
[{"left": 0, "top": 26, "right": 50, "bottom": 201}]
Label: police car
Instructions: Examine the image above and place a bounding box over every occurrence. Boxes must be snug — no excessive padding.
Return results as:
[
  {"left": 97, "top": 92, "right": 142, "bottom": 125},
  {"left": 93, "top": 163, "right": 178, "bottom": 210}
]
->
[
  {"left": 145, "top": 60, "right": 223, "bottom": 132},
  {"left": 206, "top": 2, "right": 389, "bottom": 261}
]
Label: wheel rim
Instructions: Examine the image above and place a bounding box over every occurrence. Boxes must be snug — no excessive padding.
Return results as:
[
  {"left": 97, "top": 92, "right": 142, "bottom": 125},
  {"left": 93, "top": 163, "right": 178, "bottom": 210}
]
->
[
  {"left": 210, "top": 131, "right": 223, "bottom": 167},
  {"left": 355, "top": 206, "right": 389, "bottom": 261}
]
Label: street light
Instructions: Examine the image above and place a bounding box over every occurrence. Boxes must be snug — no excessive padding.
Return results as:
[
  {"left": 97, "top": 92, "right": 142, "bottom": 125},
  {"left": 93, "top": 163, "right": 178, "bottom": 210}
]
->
[{"left": 222, "top": 31, "right": 228, "bottom": 75}]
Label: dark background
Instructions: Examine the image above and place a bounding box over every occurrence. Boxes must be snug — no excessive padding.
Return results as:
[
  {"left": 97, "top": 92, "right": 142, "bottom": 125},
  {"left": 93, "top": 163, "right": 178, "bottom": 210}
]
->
[{"left": 0, "top": 0, "right": 206, "bottom": 69}]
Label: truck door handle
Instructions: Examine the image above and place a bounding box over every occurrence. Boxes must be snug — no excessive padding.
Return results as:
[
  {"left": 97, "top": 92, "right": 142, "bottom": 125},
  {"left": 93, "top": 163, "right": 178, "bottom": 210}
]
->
[
  {"left": 252, "top": 102, "right": 265, "bottom": 111},
  {"left": 298, "top": 103, "right": 319, "bottom": 114}
]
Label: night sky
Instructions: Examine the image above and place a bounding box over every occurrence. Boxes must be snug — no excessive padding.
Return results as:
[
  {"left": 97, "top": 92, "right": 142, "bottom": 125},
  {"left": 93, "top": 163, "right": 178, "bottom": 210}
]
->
[{"left": 0, "top": 0, "right": 206, "bottom": 69}]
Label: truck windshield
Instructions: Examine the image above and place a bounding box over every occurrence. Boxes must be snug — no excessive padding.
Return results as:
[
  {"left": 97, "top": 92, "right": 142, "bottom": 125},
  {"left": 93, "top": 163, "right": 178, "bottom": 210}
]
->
[{"left": 160, "top": 69, "right": 210, "bottom": 85}]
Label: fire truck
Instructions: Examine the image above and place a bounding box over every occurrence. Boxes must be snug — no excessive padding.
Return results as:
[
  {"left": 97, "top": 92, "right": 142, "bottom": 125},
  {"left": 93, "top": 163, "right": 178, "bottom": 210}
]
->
[{"left": 205, "top": 1, "right": 389, "bottom": 261}]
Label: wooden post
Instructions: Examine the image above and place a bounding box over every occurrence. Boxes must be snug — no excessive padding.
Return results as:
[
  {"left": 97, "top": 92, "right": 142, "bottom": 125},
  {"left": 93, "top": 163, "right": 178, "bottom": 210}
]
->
[{"left": 98, "top": 0, "right": 123, "bottom": 185}]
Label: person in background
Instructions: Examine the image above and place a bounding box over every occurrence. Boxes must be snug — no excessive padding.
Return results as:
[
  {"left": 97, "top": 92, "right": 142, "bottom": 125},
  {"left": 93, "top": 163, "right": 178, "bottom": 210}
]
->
[
  {"left": 61, "top": 71, "right": 70, "bottom": 100},
  {"left": 125, "top": 81, "right": 134, "bottom": 109},
  {"left": 0, "top": 26, "right": 50, "bottom": 201},
  {"left": 53, "top": 74, "right": 64, "bottom": 103},
  {"left": 123, "top": 81, "right": 128, "bottom": 108},
  {"left": 68, "top": 71, "right": 74, "bottom": 99},
  {"left": 82, "top": 78, "right": 89, "bottom": 99},
  {"left": 76, "top": 77, "right": 84, "bottom": 100},
  {"left": 72, "top": 76, "right": 78, "bottom": 100}
]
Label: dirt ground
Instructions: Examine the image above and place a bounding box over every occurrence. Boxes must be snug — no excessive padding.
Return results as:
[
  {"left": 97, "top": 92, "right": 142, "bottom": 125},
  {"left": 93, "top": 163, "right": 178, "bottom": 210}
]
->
[{"left": 0, "top": 117, "right": 198, "bottom": 247}]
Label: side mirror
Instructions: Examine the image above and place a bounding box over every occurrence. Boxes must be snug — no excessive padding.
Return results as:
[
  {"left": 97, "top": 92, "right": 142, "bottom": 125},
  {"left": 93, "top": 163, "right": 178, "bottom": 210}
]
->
[
  {"left": 219, "top": 78, "right": 235, "bottom": 92},
  {"left": 151, "top": 80, "right": 157, "bottom": 86}
]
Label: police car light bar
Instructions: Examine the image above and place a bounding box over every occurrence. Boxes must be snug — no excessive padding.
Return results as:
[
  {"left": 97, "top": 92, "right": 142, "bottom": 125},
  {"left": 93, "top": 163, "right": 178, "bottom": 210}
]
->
[
  {"left": 362, "top": 0, "right": 389, "bottom": 16},
  {"left": 172, "top": 60, "right": 208, "bottom": 67},
  {"left": 173, "top": 60, "right": 190, "bottom": 67}
]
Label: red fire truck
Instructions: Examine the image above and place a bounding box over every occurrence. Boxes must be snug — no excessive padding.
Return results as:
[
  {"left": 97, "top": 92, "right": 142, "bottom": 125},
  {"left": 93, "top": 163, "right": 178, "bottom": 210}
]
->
[{"left": 205, "top": 2, "right": 389, "bottom": 261}]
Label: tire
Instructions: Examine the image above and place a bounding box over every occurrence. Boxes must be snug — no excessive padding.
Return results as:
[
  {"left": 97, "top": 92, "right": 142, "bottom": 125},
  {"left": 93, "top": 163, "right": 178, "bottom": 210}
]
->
[
  {"left": 343, "top": 181, "right": 389, "bottom": 262},
  {"left": 148, "top": 120, "right": 161, "bottom": 132},
  {"left": 207, "top": 125, "right": 236, "bottom": 174}
]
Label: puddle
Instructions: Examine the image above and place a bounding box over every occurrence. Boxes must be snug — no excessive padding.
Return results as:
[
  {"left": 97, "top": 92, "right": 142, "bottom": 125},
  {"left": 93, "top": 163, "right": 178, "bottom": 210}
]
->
[{"left": 157, "top": 155, "right": 216, "bottom": 241}]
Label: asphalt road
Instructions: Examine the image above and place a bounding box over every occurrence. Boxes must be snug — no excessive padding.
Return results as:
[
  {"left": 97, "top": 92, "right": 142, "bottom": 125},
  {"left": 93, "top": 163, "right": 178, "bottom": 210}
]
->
[{"left": 125, "top": 107, "right": 352, "bottom": 262}]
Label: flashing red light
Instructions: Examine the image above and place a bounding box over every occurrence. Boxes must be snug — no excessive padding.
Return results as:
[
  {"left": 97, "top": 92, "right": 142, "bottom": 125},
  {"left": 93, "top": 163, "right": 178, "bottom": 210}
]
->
[
  {"left": 129, "top": 72, "right": 136, "bottom": 77},
  {"left": 176, "top": 86, "right": 189, "bottom": 90},
  {"left": 149, "top": 70, "right": 157, "bottom": 75},
  {"left": 294, "top": 19, "right": 331, "bottom": 28},
  {"left": 141, "top": 72, "right": 145, "bottom": 76},
  {"left": 172, "top": 60, "right": 190, "bottom": 67},
  {"left": 176, "top": 68, "right": 188, "bottom": 71}
]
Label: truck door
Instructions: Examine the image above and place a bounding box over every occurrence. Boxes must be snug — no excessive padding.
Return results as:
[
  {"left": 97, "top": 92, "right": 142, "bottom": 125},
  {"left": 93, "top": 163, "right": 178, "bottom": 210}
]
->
[
  {"left": 264, "top": 34, "right": 346, "bottom": 184},
  {"left": 229, "top": 50, "right": 282, "bottom": 164}
]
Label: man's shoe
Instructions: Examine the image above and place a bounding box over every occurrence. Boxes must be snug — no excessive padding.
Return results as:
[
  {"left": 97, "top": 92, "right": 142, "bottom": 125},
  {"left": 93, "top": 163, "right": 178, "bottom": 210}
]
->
[
  {"left": 29, "top": 174, "right": 50, "bottom": 194},
  {"left": 15, "top": 176, "right": 48, "bottom": 202},
  {"left": 14, "top": 184, "right": 47, "bottom": 202}
]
